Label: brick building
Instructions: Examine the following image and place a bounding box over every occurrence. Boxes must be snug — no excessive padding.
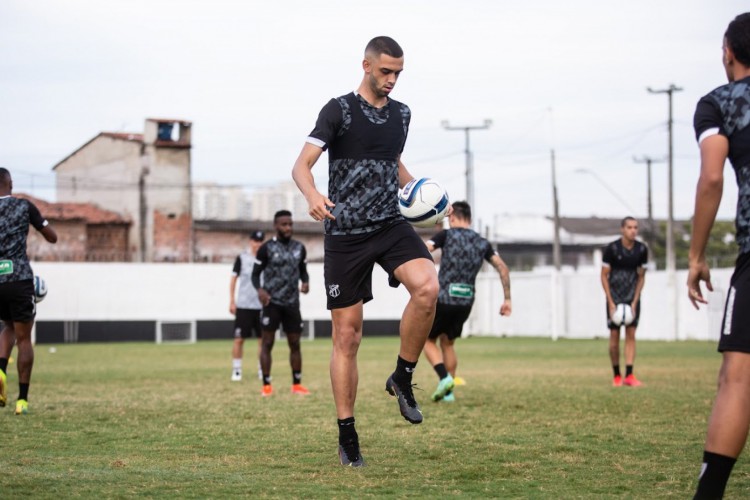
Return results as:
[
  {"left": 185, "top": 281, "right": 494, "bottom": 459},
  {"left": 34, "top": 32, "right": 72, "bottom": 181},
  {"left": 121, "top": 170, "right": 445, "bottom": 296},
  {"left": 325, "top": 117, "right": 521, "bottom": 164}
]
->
[
  {"left": 17, "top": 193, "right": 131, "bottom": 262},
  {"left": 52, "top": 118, "right": 193, "bottom": 262}
]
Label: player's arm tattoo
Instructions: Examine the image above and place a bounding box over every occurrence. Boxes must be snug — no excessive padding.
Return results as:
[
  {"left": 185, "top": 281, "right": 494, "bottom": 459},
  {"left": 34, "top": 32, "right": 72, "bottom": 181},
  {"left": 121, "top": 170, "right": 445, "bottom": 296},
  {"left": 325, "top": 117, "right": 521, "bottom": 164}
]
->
[{"left": 491, "top": 255, "right": 511, "bottom": 300}]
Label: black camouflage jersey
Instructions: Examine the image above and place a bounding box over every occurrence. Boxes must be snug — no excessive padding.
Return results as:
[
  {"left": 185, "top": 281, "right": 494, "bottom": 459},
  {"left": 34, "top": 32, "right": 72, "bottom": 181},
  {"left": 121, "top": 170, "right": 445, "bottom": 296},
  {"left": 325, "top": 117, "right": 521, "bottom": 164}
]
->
[
  {"left": 251, "top": 237, "right": 309, "bottom": 308},
  {"left": 429, "top": 228, "right": 496, "bottom": 306},
  {"left": 307, "top": 92, "right": 410, "bottom": 235},
  {"left": 0, "top": 196, "right": 48, "bottom": 284},
  {"left": 602, "top": 239, "right": 648, "bottom": 304},
  {"left": 694, "top": 76, "right": 750, "bottom": 254}
]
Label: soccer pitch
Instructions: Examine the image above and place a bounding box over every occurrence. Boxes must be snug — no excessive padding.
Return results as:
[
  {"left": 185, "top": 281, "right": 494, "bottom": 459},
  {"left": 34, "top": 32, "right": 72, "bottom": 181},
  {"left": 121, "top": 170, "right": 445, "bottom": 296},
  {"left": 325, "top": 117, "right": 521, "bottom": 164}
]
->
[{"left": 1, "top": 337, "right": 747, "bottom": 498}]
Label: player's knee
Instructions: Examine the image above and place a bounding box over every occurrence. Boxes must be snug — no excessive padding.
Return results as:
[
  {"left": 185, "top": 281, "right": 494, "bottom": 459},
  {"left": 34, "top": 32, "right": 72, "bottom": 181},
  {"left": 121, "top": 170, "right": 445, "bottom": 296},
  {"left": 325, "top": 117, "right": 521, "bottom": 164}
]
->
[
  {"left": 413, "top": 276, "right": 439, "bottom": 307},
  {"left": 332, "top": 327, "right": 361, "bottom": 355},
  {"left": 262, "top": 336, "right": 275, "bottom": 350},
  {"left": 719, "top": 357, "right": 750, "bottom": 387}
]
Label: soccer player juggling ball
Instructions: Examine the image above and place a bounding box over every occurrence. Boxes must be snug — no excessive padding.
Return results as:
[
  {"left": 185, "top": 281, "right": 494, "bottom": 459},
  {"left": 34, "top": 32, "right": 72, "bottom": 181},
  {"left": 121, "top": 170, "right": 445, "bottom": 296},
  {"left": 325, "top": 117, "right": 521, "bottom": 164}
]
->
[{"left": 292, "top": 36, "right": 439, "bottom": 467}]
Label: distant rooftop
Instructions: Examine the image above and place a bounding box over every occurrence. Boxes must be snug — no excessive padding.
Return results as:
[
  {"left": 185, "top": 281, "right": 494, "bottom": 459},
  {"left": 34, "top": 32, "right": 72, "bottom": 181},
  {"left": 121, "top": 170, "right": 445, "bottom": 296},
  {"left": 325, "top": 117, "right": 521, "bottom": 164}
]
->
[{"left": 15, "top": 193, "right": 130, "bottom": 225}]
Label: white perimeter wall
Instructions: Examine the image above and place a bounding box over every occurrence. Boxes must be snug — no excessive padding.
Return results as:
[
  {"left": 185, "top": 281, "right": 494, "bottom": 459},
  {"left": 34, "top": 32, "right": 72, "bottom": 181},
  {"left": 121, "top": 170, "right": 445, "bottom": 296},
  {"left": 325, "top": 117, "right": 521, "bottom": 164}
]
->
[{"left": 32, "top": 262, "right": 730, "bottom": 342}]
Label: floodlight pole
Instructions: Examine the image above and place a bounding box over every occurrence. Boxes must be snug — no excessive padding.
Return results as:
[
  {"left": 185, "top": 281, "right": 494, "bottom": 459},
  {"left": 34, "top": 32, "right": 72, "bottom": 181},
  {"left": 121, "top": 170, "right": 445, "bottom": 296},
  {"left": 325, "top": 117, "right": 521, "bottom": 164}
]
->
[
  {"left": 648, "top": 84, "right": 682, "bottom": 340},
  {"left": 441, "top": 119, "right": 492, "bottom": 224}
]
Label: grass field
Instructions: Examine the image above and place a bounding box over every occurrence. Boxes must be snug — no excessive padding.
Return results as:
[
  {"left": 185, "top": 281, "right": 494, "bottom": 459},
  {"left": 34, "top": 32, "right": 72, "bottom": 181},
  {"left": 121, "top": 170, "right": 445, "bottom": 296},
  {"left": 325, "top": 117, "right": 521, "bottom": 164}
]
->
[{"left": 1, "top": 336, "right": 748, "bottom": 498}]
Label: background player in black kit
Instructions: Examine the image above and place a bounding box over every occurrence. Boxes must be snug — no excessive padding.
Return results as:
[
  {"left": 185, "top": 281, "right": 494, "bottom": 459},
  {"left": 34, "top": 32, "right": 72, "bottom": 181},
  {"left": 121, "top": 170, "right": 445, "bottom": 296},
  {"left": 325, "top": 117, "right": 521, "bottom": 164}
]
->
[
  {"left": 251, "top": 211, "right": 310, "bottom": 397},
  {"left": 600, "top": 217, "right": 647, "bottom": 388},
  {"left": 688, "top": 13, "right": 750, "bottom": 499},
  {"left": 0, "top": 168, "right": 57, "bottom": 415},
  {"left": 423, "top": 201, "right": 511, "bottom": 403},
  {"left": 292, "top": 36, "right": 439, "bottom": 467}
]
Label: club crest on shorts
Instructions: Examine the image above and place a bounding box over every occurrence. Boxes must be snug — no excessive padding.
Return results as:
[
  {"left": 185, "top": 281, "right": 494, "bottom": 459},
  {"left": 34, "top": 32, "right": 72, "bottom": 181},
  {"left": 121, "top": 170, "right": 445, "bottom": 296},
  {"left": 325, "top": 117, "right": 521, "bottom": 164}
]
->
[
  {"left": 234, "top": 327, "right": 242, "bottom": 338},
  {"left": 328, "top": 284, "right": 340, "bottom": 298}
]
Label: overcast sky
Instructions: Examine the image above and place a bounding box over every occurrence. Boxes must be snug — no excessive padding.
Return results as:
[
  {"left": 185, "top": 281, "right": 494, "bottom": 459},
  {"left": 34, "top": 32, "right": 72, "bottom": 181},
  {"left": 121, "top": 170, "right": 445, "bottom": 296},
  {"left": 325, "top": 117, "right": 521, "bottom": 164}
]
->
[{"left": 1, "top": 0, "right": 747, "bottom": 227}]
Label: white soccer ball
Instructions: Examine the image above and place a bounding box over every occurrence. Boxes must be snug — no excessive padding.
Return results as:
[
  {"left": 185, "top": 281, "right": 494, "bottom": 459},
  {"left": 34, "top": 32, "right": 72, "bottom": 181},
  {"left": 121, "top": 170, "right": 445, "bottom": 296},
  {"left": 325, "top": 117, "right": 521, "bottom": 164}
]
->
[
  {"left": 398, "top": 178, "right": 449, "bottom": 228},
  {"left": 611, "top": 303, "right": 634, "bottom": 326},
  {"left": 34, "top": 275, "right": 47, "bottom": 303}
]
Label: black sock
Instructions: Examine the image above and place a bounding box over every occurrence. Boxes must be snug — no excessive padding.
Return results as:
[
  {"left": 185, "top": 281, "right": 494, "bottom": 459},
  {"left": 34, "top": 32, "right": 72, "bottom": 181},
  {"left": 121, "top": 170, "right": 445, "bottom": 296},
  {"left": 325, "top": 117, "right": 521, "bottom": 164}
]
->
[
  {"left": 393, "top": 356, "right": 417, "bottom": 386},
  {"left": 613, "top": 365, "right": 621, "bottom": 377},
  {"left": 293, "top": 371, "right": 302, "bottom": 385},
  {"left": 337, "top": 417, "right": 357, "bottom": 445},
  {"left": 19, "top": 383, "right": 29, "bottom": 401},
  {"left": 695, "top": 451, "right": 736, "bottom": 499},
  {"left": 433, "top": 363, "right": 449, "bottom": 380},
  {"left": 263, "top": 374, "right": 272, "bottom": 385},
  {"left": 626, "top": 365, "right": 633, "bottom": 377},
  {"left": 0, "top": 357, "right": 7, "bottom": 374}
]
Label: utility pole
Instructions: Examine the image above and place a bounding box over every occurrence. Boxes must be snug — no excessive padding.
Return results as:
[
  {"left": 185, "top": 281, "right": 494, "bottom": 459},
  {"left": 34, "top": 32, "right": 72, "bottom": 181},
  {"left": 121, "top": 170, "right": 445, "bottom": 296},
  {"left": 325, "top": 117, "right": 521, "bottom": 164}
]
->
[
  {"left": 648, "top": 83, "right": 683, "bottom": 340},
  {"left": 633, "top": 155, "right": 665, "bottom": 251},
  {"left": 550, "top": 148, "right": 563, "bottom": 341},
  {"left": 647, "top": 84, "right": 682, "bottom": 273},
  {"left": 441, "top": 119, "right": 492, "bottom": 221},
  {"left": 551, "top": 149, "right": 561, "bottom": 271}
]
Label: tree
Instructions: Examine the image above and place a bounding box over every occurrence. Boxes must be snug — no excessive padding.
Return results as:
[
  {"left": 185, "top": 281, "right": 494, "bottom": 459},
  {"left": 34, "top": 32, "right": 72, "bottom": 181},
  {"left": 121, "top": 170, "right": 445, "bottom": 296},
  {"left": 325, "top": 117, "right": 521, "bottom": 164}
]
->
[{"left": 648, "top": 220, "right": 736, "bottom": 270}]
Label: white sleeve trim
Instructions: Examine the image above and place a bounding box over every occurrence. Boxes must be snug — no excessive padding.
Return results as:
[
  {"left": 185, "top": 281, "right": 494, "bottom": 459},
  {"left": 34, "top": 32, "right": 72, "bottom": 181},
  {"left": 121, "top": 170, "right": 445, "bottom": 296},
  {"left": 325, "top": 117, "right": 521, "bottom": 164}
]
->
[
  {"left": 42, "top": 220, "right": 49, "bottom": 227},
  {"left": 698, "top": 127, "right": 720, "bottom": 144},
  {"left": 306, "top": 137, "right": 325, "bottom": 149},
  {"left": 601, "top": 263, "right": 611, "bottom": 268}
]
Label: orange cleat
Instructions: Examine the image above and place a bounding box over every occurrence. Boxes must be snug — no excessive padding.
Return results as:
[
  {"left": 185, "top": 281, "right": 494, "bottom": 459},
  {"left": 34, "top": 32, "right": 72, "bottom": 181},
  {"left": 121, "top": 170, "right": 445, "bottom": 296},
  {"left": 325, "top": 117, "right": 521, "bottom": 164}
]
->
[
  {"left": 612, "top": 375, "right": 622, "bottom": 387},
  {"left": 623, "top": 374, "right": 642, "bottom": 387},
  {"left": 291, "top": 384, "right": 310, "bottom": 395},
  {"left": 261, "top": 384, "right": 273, "bottom": 397}
]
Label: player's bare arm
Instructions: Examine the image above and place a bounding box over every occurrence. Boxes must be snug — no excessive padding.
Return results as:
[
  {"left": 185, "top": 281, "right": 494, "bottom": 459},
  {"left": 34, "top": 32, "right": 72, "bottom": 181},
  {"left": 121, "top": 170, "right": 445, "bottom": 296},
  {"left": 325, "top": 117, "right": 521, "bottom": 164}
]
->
[
  {"left": 631, "top": 267, "right": 646, "bottom": 312},
  {"left": 292, "top": 143, "right": 335, "bottom": 222},
  {"left": 688, "top": 134, "right": 728, "bottom": 309},
  {"left": 490, "top": 254, "right": 512, "bottom": 316},
  {"left": 40, "top": 225, "right": 57, "bottom": 243},
  {"left": 601, "top": 266, "right": 615, "bottom": 316},
  {"left": 396, "top": 157, "right": 414, "bottom": 188},
  {"left": 229, "top": 275, "right": 238, "bottom": 314}
]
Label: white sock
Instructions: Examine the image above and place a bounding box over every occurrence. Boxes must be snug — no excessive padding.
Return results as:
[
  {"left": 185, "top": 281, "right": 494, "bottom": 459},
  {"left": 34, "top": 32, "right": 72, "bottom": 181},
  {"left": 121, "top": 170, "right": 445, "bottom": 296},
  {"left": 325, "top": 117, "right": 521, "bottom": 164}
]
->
[{"left": 233, "top": 359, "right": 242, "bottom": 371}]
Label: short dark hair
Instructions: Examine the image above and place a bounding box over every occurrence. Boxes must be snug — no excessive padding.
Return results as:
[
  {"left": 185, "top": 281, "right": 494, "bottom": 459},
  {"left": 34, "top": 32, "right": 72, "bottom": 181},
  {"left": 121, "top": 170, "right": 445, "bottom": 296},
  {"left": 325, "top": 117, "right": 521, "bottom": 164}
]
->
[
  {"left": 621, "top": 216, "right": 637, "bottom": 227},
  {"left": 726, "top": 13, "right": 750, "bottom": 67},
  {"left": 365, "top": 36, "right": 403, "bottom": 59},
  {"left": 0, "top": 167, "right": 10, "bottom": 187},
  {"left": 451, "top": 201, "right": 472, "bottom": 222},
  {"left": 274, "top": 210, "right": 292, "bottom": 222}
]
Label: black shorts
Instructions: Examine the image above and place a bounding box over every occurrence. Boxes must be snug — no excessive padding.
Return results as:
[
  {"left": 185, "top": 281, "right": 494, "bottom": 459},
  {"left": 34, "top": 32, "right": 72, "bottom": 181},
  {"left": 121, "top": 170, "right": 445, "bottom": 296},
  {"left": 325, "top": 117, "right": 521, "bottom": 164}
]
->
[
  {"left": 324, "top": 220, "right": 433, "bottom": 310},
  {"left": 429, "top": 302, "right": 472, "bottom": 341},
  {"left": 606, "top": 301, "right": 641, "bottom": 329},
  {"left": 719, "top": 252, "right": 750, "bottom": 353},
  {"left": 234, "top": 308, "right": 261, "bottom": 339},
  {"left": 261, "top": 302, "right": 303, "bottom": 334},
  {"left": 0, "top": 279, "right": 36, "bottom": 323}
]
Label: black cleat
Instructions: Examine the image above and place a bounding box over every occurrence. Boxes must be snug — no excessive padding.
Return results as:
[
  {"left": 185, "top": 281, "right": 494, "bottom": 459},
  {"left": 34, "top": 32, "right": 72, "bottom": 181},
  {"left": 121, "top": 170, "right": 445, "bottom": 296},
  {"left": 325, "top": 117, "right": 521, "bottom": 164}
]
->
[
  {"left": 338, "top": 440, "right": 365, "bottom": 467},
  {"left": 385, "top": 374, "right": 423, "bottom": 424}
]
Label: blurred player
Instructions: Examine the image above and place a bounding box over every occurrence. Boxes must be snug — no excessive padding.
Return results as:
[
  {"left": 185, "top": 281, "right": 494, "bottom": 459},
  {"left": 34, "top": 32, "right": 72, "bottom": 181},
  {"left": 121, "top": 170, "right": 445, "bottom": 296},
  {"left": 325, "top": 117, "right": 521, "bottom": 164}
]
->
[
  {"left": 600, "top": 217, "right": 647, "bottom": 387},
  {"left": 0, "top": 168, "right": 57, "bottom": 415},
  {"left": 291, "top": 36, "right": 438, "bottom": 467},
  {"left": 688, "top": 13, "right": 750, "bottom": 499},
  {"left": 251, "top": 211, "right": 310, "bottom": 397},
  {"left": 229, "top": 230, "right": 265, "bottom": 382},
  {"left": 423, "top": 201, "right": 511, "bottom": 402}
]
